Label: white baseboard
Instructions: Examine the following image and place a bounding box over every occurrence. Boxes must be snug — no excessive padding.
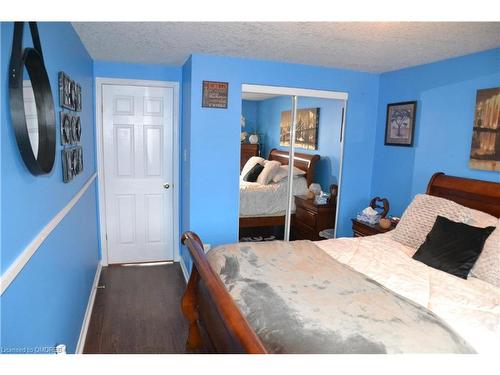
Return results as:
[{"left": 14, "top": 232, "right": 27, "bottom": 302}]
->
[
  {"left": 179, "top": 257, "right": 190, "bottom": 283},
  {"left": 76, "top": 262, "right": 102, "bottom": 354}
]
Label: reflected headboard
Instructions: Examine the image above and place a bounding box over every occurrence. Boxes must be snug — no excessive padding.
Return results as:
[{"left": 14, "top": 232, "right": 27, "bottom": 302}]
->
[
  {"left": 268, "top": 148, "right": 320, "bottom": 187},
  {"left": 426, "top": 172, "right": 500, "bottom": 218}
]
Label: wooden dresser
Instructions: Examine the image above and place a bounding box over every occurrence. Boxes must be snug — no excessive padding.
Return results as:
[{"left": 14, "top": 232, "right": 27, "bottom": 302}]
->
[
  {"left": 293, "top": 195, "right": 336, "bottom": 241},
  {"left": 240, "top": 143, "right": 260, "bottom": 171}
]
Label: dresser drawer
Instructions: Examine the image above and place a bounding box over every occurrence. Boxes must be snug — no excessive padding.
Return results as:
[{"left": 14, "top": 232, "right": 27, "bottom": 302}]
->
[
  {"left": 293, "top": 221, "right": 318, "bottom": 241},
  {"left": 353, "top": 229, "right": 367, "bottom": 237},
  {"left": 353, "top": 225, "right": 377, "bottom": 237},
  {"left": 351, "top": 219, "right": 395, "bottom": 237},
  {"left": 295, "top": 207, "right": 316, "bottom": 227}
]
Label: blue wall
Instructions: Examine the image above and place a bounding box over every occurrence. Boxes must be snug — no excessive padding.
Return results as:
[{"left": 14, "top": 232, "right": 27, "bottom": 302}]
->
[
  {"left": 180, "top": 57, "right": 192, "bottom": 270},
  {"left": 371, "top": 48, "right": 500, "bottom": 216},
  {"left": 241, "top": 99, "right": 258, "bottom": 134},
  {"left": 243, "top": 96, "right": 343, "bottom": 191},
  {"left": 180, "top": 54, "right": 380, "bottom": 272},
  {"left": 1, "top": 22, "right": 99, "bottom": 353}
]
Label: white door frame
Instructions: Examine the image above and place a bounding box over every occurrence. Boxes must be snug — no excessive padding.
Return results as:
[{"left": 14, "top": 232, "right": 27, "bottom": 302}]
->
[
  {"left": 241, "top": 84, "right": 348, "bottom": 238},
  {"left": 95, "top": 77, "right": 180, "bottom": 265}
]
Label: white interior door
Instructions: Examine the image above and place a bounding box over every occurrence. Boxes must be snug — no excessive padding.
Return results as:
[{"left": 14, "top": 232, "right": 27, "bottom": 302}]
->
[{"left": 102, "top": 84, "right": 174, "bottom": 264}]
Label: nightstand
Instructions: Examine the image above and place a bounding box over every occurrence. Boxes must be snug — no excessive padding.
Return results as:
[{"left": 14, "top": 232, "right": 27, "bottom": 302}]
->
[
  {"left": 351, "top": 219, "right": 396, "bottom": 237},
  {"left": 293, "top": 195, "right": 336, "bottom": 241}
]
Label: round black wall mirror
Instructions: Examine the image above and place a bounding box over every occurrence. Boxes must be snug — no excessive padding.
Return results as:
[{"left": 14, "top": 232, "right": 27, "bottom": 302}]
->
[{"left": 8, "top": 22, "right": 56, "bottom": 175}]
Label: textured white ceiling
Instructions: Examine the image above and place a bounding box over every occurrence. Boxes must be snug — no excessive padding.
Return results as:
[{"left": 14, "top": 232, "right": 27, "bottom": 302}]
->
[{"left": 73, "top": 22, "right": 500, "bottom": 72}]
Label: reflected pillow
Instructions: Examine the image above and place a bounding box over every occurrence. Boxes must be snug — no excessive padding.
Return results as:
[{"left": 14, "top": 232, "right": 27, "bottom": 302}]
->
[
  {"left": 412, "top": 215, "right": 495, "bottom": 279},
  {"left": 243, "top": 163, "right": 264, "bottom": 182},
  {"left": 272, "top": 165, "right": 306, "bottom": 183},
  {"left": 241, "top": 156, "right": 265, "bottom": 179},
  {"left": 257, "top": 160, "right": 281, "bottom": 185}
]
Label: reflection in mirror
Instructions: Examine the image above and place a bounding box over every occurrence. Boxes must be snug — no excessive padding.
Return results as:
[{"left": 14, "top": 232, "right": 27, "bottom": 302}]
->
[
  {"left": 289, "top": 96, "right": 344, "bottom": 242},
  {"left": 239, "top": 92, "right": 293, "bottom": 242},
  {"left": 22, "top": 78, "right": 39, "bottom": 157}
]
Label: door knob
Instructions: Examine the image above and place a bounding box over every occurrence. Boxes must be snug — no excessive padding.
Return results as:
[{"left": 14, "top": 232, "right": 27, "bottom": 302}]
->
[{"left": 163, "top": 183, "right": 170, "bottom": 189}]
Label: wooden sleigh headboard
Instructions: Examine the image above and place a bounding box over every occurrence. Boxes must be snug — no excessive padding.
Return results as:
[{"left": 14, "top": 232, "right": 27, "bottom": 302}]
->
[
  {"left": 268, "top": 148, "right": 320, "bottom": 187},
  {"left": 427, "top": 172, "right": 500, "bottom": 218}
]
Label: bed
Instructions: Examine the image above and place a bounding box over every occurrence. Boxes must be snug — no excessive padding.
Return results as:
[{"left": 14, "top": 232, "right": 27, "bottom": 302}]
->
[
  {"left": 239, "top": 149, "right": 319, "bottom": 228},
  {"left": 181, "top": 172, "right": 500, "bottom": 353}
]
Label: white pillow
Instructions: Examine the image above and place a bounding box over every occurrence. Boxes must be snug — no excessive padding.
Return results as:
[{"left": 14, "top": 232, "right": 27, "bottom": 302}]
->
[
  {"left": 467, "top": 207, "right": 498, "bottom": 228},
  {"left": 391, "top": 194, "right": 471, "bottom": 249},
  {"left": 272, "top": 165, "right": 306, "bottom": 183},
  {"left": 468, "top": 211, "right": 500, "bottom": 287},
  {"left": 257, "top": 160, "right": 281, "bottom": 185},
  {"left": 241, "top": 156, "right": 265, "bottom": 179}
]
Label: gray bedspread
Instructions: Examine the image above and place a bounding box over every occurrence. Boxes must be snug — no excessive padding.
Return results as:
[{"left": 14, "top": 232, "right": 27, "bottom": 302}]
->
[{"left": 206, "top": 240, "right": 475, "bottom": 354}]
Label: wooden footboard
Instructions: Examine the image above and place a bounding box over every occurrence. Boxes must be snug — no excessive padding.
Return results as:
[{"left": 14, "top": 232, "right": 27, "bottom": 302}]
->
[{"left": 180, "top": 231, "right": 267, "bottom": 354}]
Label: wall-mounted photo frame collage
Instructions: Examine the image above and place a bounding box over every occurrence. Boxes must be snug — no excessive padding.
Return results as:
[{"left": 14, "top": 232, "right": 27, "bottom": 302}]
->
[
  {"left": 59, "top": 72, "right": 82, "bottom": 112},
  {"left": 60, "top": 112, "right": 81, "bottom": 145},
  {"left": 62, "top": 146, "right": 84, "bottom": 183},
  {"left": 59, "top": 71, "right": 83, "bottom": 183}
]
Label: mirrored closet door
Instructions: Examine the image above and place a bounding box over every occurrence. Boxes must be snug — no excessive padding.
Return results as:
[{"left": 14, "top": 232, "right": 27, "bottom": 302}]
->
[
  {"left": 239, "top": 85, "right": 347, "bottom": 243},
  {"left": 287, "top": 96, "right": 344, "bottom": 242},
  {"left": 239, "top": 92, "right": 293, "bottom": 242}
]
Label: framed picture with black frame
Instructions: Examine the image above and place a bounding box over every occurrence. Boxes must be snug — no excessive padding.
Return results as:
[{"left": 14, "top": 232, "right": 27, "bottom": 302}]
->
[{"left": 384, "top": 101, "right": 417, "bottom": 147}]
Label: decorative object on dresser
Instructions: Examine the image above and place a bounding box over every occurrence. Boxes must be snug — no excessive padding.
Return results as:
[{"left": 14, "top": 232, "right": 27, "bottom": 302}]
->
[
  {"left": 468, "top": 87, "right": 500, "bottom": 172},
  {"left": 356, "top": 196, "right": 391, "bottom": 225},
  {"left": 240, "top": 115, "right": 247, "bottom": 143},
  {"left": 248, "top": 133, "right": 259, "bottom": 144},
  {"left": 240, "top": 143, "right": 260, "bottom": 171},
  {"left": 352, "top": 218, "right": 396, "bottom": 237},
  {"left": 308, "top": 183, "right": 322, "bottom": 195},
  {"left": 384, "top": 101, "right": 417, "bottom": 146},
  {"left": 370, "top": 197, "right": 390, "bottom": 218},
  {"left": 379, "top": 218, "right": 392, "bottom": 229},
  {"left": 293, "top": 184, "right": 337, "bottom": 241}
]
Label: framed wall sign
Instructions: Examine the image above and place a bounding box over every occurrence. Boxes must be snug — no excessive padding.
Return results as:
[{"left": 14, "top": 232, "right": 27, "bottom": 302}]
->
[
  {"left": 202, "top": 80, "right": 228, "bottom": 109},
  {"left": 384, "top": 101, "right": 417, "bottom": 146}
]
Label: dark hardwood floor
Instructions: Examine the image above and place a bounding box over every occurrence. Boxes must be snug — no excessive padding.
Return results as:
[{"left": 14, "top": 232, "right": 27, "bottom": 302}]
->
[{"left": 83, "top": 262, "right": 191, "bottom": 354}]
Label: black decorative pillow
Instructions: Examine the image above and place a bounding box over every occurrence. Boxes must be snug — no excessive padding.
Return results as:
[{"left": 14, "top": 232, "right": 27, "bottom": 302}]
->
[
  {"left": 243, "top": 162, "right": 264, "bottom": 182},
  {"left": 412, "top": 215, "right": 495, "bottom": 279}
]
